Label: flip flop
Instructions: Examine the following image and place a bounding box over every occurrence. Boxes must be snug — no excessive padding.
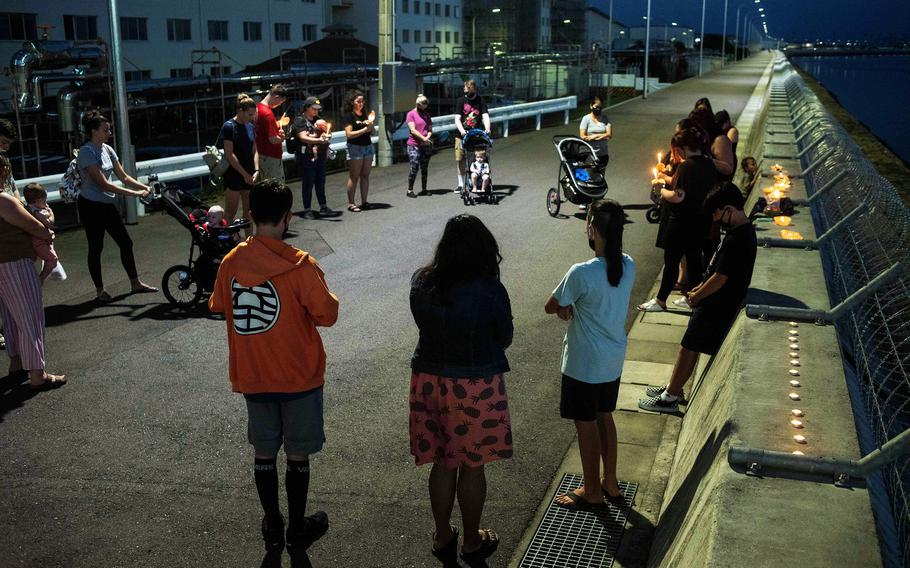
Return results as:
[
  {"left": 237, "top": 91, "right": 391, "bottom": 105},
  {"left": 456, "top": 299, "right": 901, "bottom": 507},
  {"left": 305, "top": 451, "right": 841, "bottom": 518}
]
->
[
  {"left": 602, "top": 486, "right": 626, "bottom": 506},
  {"left": 347, "top": 204, "right": 362, "bottom": 212},
  {"left": 30, "top": 374, "right": 67, "bottom": 391},
  {"left": 460, "top": 528, "right": 499, "bottom": 567},
  {"left": 431, "top": 525, "right": 459, "bottom": 562},
  {"left": 555, "top": 491, "right": 608, "bottom": 512},
  {"left": 96, "top": 291, "right": 113, "bottom": 303}
]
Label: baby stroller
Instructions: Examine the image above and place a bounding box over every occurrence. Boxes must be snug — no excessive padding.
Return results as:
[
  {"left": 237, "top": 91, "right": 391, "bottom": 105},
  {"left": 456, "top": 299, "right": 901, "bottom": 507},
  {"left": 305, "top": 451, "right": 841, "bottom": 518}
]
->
[
  {"left": 460, "top": 129, "right": 497, "bottom": 205},
  {"left": 142, "top": 175, "right": 249, "bottom": 308},
  {"left": 547, "top": 136, "right": 608, "bottom": 217},
  {"left": 646, "top": 181, "right": 663, "bottom": 224}
]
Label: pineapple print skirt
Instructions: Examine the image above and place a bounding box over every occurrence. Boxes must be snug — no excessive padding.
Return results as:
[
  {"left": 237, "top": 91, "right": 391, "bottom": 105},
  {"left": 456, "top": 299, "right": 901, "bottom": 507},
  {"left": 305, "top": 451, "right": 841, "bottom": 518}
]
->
[{"left": 409, "top": 372, "right": 513, "bottom": 468}]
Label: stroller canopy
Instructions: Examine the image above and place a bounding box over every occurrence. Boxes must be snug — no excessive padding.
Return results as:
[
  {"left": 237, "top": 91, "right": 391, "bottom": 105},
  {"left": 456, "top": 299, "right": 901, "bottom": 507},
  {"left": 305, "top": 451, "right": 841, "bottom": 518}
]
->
[{"left": 462, "top": 129, "right": 493, "bottom": 151}]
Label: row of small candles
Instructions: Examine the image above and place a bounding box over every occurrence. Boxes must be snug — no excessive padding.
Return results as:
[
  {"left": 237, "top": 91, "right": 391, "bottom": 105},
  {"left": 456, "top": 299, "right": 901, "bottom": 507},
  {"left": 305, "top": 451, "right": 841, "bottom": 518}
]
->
[
  {"left": 786, "top": 322, "right": 808, "bottom": 453},
  {"left": 764, "top": 165, "right": 804, "bottom": 240}
]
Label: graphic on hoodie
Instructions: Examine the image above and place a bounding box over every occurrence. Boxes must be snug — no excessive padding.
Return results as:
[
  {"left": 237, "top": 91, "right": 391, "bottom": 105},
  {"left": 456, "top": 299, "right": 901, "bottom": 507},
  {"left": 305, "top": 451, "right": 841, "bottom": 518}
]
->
[{"left": 231, "top": 278, "right": 281, "bottom": 335}]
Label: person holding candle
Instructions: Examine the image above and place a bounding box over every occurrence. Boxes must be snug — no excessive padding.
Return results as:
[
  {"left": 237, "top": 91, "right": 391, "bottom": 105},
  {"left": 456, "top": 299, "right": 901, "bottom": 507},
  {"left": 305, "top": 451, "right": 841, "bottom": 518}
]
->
[
  {"left": 640, "top": 184, "right": 756, "bottom": 413},
  {"left": 342, "top": 89, "right": 376, "bottom": 212},
  {"left": 255, "top": 84, "right": 288, "bottom": 183},
  {"left": 293, "top": 97, "right": 336, "bottom": 219},
  {"left": 638, "top": 128, "right": 715, "bottom": 313}
]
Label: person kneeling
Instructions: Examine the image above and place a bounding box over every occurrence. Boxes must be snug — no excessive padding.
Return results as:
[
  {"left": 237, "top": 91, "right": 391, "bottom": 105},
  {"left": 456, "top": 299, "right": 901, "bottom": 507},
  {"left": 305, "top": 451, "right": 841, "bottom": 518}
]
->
[{"left": 639, "top": 184, "right": 757, "bottom": 413}]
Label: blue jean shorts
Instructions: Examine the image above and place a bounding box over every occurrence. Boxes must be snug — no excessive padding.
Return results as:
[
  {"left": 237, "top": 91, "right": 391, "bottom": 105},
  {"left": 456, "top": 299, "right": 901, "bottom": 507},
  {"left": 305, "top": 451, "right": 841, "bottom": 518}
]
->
[
  {"left": 347, "top": 143, "right": 375, "bottom": 161},
  {"left": 244, "top": 387, "right": 325, "bottom": 456}
]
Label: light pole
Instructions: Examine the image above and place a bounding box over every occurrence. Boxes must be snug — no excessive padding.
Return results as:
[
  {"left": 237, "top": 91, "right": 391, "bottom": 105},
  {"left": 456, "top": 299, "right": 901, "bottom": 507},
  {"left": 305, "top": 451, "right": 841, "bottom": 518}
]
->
[
  {"left": 606, "top": 0, "right": 614, "bottom": 107},
  {"left": 643, "top": 1, "right": 652, "bottom": 99},
  {"left": 721, "top": 0, "right": 728, "bottom": 65},
  {"left": 107, "top": 0, "right": 138, "bottom": 222},
  {"left": 698, "top": 0, "right": 706, "bottom": 76},
  {"left": 377, "top": 0, "right": 393, "bottom": 167}
]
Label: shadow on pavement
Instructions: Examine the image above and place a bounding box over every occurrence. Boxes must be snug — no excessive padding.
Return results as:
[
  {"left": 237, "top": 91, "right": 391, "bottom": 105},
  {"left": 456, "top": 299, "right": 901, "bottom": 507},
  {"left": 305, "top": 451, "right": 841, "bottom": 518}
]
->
[
  {"left": 0, "top": 372, "right": 52, "bottom": 423},
  {"left": 745, "top": 288, "right": 811, "bottom": 309},
  {"left": 44, "top": 298, "right": 217, "bottom": 328}
]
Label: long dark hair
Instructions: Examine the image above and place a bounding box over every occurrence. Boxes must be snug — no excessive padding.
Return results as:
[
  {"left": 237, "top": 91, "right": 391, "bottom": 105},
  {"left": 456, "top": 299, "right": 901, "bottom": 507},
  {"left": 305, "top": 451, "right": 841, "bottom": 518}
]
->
[
  {"left": 344, "top": 89, "right": 370, "bottom": 115},
  {"left": 715, "top": 110, "right": 732, "bottom": 131},
  {"left": 689, "top": 107, "right": 721, "bottom": 141},
  {"left": 694, "top": 97, "right": 714, "bottom": 115},
  {"left": 587, "top": 199, "right": 627, "bottom": 287},
  {"left": 81, "top": 110, "right": 110, "bottom": 140},
  {"left": 414, "top": 214, "right": 502, "bottom": 298}
]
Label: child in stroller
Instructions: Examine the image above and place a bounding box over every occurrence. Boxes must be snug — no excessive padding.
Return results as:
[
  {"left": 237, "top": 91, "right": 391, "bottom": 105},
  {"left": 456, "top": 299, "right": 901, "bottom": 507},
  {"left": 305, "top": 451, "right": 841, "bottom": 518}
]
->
[
  {"left": 143, "top": 175, "right": 249, "bottom": 307},
  {"left": 459, "top": 129, "right": 497, "bottom": 205}
]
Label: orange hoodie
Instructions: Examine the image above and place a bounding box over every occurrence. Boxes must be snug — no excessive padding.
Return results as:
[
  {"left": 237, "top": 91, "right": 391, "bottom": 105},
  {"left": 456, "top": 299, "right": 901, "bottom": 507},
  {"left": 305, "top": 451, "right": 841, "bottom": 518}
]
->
[{"left": 209, "top": 236, "right": 339, "bottom": 394}]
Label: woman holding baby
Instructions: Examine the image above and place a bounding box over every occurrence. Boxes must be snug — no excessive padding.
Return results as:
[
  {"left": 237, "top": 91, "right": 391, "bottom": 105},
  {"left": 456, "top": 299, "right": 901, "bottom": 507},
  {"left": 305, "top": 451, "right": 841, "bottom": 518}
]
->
[{"left": 293, "top": 96, "right": 335, "bottom": 219}]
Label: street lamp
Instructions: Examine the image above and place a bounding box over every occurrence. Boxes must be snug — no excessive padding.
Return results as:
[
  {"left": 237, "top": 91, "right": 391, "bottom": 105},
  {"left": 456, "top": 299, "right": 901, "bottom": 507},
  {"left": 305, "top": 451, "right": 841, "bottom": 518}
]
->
[
  {"left": 721, "top": 0, "right": 729, "bottom": 66},
  {"left": 643, "top": 0, "right": 652, "bottom": 99},
  {"left": 698, "top": 0, "right": 706, "bottom": 76}
]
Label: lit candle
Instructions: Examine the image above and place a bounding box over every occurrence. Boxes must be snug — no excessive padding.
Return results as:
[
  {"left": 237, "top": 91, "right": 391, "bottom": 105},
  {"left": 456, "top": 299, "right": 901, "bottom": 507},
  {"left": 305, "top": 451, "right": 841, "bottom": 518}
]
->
[
  {"left": 791, "top": 409, "right": 804, "bottom": 417},
  {"left": 773, "top": 216, "right": 792, "bottom": 226},
  {"left": 794, "top": 435, "right": 807, "bottom": 444},
  {"left": 789, "top": 369, "right": 800, "bottom": 376},
  {"left": 657, "top": 152, "right": 662, "bottom": 163},
  {"left": 789, "top": 343, "right": 799, "bottom": 350},
  {"left": 790, "top": 380, "right": 801, "bottom": 387},
  {"left": 790, "top": 359, "right": 801, "bottom": 366},
  {"left": 790, "top": 419, "right": 803, "bottom": 428},
  {"left": 789, "top": 322, "right": 799, "bottom": 327},
  {"left": 792, "top": 450, "right": 805, "bottom": 455},
  {"left": 789, "top": 330, "right": 799, "bottom": 336},
  {"left": 789, "top": 393, "right": 800, "bottom": 400},
  {"left": 790, "top": 352, "right": 800, "bottom": 358},
  {"left": 780, "top": 229, "right": 804, "bottom": 240}
]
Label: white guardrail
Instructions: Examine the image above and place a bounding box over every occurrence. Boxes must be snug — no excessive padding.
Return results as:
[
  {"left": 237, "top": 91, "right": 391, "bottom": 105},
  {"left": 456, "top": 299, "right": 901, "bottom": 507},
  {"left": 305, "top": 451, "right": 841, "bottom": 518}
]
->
[{"left": 20, "top": 96, "right": 576, "bottom": 205}]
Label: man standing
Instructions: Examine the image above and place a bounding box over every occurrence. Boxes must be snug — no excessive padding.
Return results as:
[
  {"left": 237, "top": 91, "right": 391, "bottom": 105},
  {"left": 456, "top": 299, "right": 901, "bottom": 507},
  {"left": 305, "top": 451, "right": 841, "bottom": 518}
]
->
[
  {"left": 453, "top": 80, "right": 491, "bottom": 193},
  {"left": 256, "top": 84, "right": 288, "bottom": 183}
]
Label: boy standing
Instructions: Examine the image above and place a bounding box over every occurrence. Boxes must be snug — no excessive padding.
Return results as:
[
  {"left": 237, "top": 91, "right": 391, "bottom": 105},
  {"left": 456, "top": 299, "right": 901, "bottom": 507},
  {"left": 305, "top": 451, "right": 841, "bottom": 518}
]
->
[
  {"left": 209, "top": 179, "right": 339, "bottom": 564},
  {"left": 639, "top": 184, "right": 757, "bottom": 413}
]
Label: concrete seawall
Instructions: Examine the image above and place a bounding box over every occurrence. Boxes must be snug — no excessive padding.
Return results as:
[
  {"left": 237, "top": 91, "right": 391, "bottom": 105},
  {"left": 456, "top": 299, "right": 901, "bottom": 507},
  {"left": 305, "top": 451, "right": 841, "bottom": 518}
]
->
[{"left": 647, "top": 55, "right": 882, "bottom": 567}]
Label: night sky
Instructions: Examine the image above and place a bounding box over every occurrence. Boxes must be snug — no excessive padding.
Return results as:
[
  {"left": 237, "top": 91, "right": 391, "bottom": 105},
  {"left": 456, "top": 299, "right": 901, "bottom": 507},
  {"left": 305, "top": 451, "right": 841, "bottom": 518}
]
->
[{"left": 590, "top": 0, "right": 910, "bottom": 43}]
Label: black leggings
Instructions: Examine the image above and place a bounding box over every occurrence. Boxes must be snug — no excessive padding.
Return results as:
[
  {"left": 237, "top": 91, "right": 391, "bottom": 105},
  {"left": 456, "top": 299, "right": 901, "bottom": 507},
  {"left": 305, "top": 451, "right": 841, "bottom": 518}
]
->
[
  {"left": 77, "top": 197, "right": 138, "bottom": 289},
  {"left": 657, "top": 219, "right": 704, "bottom": 302},
  {"left": 407, "top": 145, "right": 431, "bottom": 191}
]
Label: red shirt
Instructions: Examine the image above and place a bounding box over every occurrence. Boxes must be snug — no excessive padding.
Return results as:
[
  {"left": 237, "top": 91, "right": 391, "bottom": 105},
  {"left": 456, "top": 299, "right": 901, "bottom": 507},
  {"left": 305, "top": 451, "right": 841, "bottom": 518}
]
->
[{"left": 255, "top": 102, "right": 282, "bottom": 159}]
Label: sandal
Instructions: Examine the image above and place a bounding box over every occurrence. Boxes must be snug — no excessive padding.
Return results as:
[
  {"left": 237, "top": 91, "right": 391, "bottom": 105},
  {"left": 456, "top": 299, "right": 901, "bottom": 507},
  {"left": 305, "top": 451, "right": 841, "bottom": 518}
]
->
[
  {"left": 555, "top": 491, "right": 607, "bottom": 512},
  {"left": 131, "top": 283, "right": 159, "bottom": 294},
  {"left": 347, "top": 204, "right": 362, "bottom": 212},
  {"left": 30, "top": 374, "right": 66, "bottom": 391},
  {"left": 96, "top": 291, "right": 113, "bottom": 303},
  {"left": 431, "top": 525, "right": 459, "bottom": 562},
  {"left": 460, "top": 528, "right": 499, "bottom": 567}
]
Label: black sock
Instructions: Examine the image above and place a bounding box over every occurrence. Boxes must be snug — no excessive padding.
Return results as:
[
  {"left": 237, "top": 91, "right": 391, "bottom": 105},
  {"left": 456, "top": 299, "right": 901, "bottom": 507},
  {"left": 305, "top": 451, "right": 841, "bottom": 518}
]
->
[
  {"left": 286, "top": 459, "right": 311, "bottom": 532},
  {"left": 254, "top": 458, "right": 282, "bottom": 523}
]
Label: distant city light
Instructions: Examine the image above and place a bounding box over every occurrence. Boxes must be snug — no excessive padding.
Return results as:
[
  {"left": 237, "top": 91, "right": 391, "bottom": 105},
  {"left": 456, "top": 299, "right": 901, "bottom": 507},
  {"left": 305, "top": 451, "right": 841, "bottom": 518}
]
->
[
  {"left": 671, "top": 22, "right": 678, "bottom": 26},
  {"left": 643, "top": 16, "right": 648, "bottom": 20},
  {"left": 758, "top": 7, "right": 764, "bottom": 11},
  {"left": 694, "top": 37, "right": 701, "bottom": 43},
  {"left": 563, "top": 19, "right": 571, "bottom": 23},
  {"left": 491, "top": 7, "right": 501, "bottom": 13}
]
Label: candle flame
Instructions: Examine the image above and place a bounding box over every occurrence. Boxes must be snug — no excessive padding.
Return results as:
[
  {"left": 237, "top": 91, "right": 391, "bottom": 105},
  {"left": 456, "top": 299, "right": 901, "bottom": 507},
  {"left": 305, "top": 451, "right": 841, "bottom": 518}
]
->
[{"left": 652, "top": 168, "right": 658, "bottom": 179}]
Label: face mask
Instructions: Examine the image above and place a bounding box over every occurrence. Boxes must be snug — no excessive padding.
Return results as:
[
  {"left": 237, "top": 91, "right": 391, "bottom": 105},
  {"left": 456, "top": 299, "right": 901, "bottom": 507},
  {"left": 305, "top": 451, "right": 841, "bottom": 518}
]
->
[{"left": 591, "top": 107, "right": 602, "bottom": 117}]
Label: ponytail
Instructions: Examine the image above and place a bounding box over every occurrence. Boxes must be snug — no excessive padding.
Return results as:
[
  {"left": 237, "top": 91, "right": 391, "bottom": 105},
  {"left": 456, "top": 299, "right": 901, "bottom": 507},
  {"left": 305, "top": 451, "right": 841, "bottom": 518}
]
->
[{"left": 587, "top": 199, "right": 627, "bottom": 287}]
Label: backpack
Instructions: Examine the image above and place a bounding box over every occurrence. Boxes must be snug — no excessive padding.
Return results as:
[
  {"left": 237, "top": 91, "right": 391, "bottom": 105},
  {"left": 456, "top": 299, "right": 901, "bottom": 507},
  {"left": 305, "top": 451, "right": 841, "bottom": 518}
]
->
[
  {"left": 58, "top": 151, "right": 82, "bottom": 203},
  {"left": 203, "top": 121, "right": 232, "bottom": 177},
  {"left": 286, "top": 119, "right": 302, "bottom": 154}
]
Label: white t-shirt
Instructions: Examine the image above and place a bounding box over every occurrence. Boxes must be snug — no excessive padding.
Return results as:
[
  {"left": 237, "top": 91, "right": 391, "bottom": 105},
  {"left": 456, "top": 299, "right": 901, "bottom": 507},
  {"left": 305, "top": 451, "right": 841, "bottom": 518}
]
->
[{"left": 552, "top": 254, "right": 635, "bottom": 383}]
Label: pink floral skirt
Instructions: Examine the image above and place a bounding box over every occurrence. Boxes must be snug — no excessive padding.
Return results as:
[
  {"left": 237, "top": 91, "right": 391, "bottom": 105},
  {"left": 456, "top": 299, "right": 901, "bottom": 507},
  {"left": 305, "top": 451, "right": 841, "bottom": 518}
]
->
[{"left": 409, "top": 372, "right": 513, "bottom": 468}]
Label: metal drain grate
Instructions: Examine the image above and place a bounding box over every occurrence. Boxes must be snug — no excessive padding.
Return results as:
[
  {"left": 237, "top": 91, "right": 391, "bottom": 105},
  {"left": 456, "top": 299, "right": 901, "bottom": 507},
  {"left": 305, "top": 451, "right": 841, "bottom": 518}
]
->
[{"left": 518, "top": 473, "right": 638, "bottom": 568}]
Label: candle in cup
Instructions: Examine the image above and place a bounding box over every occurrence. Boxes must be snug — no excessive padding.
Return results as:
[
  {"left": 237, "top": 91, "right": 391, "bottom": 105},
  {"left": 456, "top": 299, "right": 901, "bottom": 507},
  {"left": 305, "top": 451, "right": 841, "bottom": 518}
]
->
[{"left": 774, "top": 216, "right": 792, "bottom": 226}]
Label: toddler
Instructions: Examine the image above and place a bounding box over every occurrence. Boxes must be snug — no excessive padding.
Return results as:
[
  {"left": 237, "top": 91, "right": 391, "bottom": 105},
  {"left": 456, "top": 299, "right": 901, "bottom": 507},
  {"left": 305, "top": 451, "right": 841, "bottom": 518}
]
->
[
  {"left": 469, "top": 149, "right": 491, "bottom": 193},
  {"left": 204, "top": 204, "right": 238, "bottom": 243},
  {"left": 23, "top": 183, "right": 66, "bottom": 283}
]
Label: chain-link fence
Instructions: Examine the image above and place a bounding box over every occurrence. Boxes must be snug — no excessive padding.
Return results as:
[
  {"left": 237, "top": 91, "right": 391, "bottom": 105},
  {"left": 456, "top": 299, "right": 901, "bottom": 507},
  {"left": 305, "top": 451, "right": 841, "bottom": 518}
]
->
[{"left": 772, "top": 62, "right": 910, "bottom": 567}]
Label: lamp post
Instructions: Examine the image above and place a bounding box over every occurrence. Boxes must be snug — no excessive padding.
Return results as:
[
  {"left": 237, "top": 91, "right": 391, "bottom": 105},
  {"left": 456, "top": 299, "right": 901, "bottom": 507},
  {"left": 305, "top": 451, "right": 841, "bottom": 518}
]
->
[
  {"left": 643, "top": 1, "right": 651, "bottom": 99},
  {"left": 107, "top": 0, "right": 138, "bottom": 223},
  {"left": 377, "top": 0, "right": 393, "bottom": 167},
  {"left": 606, "top": 0, "right": 614, "bottom": 107},
  {"left": 698, "top": 0, "right": 706, "bottom": 76},
  {"left": 721, "top": 0, "right": 728, "bottom": 66}
]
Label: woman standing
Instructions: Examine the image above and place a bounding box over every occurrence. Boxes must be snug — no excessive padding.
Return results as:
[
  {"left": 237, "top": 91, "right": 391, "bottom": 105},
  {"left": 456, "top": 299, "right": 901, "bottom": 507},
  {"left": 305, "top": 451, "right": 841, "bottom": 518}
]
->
[
  {"left": 715, "top": 110, "right": 739, "bottom": 162},
  {"left": 221, "top": 94, "right": 258, "bottom": 234},
  {"left": 342, "top": 90, "right": 376, "bottom": 212},
  {"left": 405, "top": 94, "right": 433, "bottom": 198},
  {"left": 638, "top": 128, "right": 717, "bottom": 312},
  {"left": 0, "top": 191, "right": 65, "bottom": 389},
  {"left": 579, "top": 97, "right": 612, "bottom": 167},
  {"left": 76, "top": 111, "right": 157, "bottom": 302},
  {"left": 409, "top": 214, "right": 512, "bottom": 567},
  {"left": 690, "top": 107, "right": 735, "bottom": 181}
]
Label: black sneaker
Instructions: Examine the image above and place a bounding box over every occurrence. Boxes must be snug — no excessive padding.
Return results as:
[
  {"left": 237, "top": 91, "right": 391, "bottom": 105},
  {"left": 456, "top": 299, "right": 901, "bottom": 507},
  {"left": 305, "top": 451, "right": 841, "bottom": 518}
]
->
[
  {"left": 301, "top": 210, "right": 316, "bottom": 220},
  {"left": 261, "top": 515, "right": 285, "bottom": 554},
  {"left": 644, "top": 385, "right": 686, "bottom": 404},
  {"left": 286, "top": 511, "right": 329, "bottom": 556},
  {"left": 319, "top": 205, "right": 338, "bottom": 217},
  {"left": 418, "top": 189, "right": 429, "bottom": 196},
  {"left": 639, "top": 394, "right": 679, "bottom": 413},
  {"left": 406, "top": 190, "right": 417, "bottom": 198}
]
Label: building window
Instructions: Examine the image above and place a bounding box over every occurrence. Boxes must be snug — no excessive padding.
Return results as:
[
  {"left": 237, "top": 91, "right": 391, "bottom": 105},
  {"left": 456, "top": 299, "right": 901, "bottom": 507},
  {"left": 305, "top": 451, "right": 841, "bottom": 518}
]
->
[
  {"left": 210, "top": 65, "right": 231, "bottom": 77},
  {"left": 454, "top": 31, "right": 459, "bottom": 44},
  {"left": 445, "top": 30, "right": 450, "bottom": 43},
  {"left": 243, "top": 21, "right": 262, "bottom": 41},
  {"left": 208, "top": 20, "right": 228, "bottom": 41},
  {"left": 402, "top": 0, "right": 409, "bottom": 13},
  {"left": 445, "top": 4, "right": 450, "bottom": 17},
  {"left": 425, "top": 30, "right": 431, "bottom": 43},
  {"left": 302, "top": 24, "right": 316, "bottom": 42},
  {"left": 414, "top": 29, "right": 420, "bottom": 43},
  {"left": 170, "top": 68, "right": 193, "bottom": 78},
  {"left": 301, "top": 0, "right": 316, "bottom": 3},
  {"left": 167, "top": 18, "right": 192, "bottom": 41},
  {"left": 435, "top": 3, "right": 441, "bottom": 16},
  {"left": 425, "top": 3, "right": 430, "bottom": 15},
  {"left": 454, "top": 6, "right": 458, "bottom": 18},
  {"left": 63, "top": 15, "right": 98, "bottom": 41},
  {"left": 0, "top": 12, "right": 37, "bottom": 41},
  {"left": 435, "top": 30, "right": 441, "bottom": 43},
  {"left": 120, "top": 17, "right": 148, "bottom": 41},
  {"left": 414, "top": 1, "right": 420, "bottom": 14},
  {"left": 275, "top": 22, "right": 290, "bottom": 41},
  {"left": 124, "top": 70, "right": 151, "bottom": 82},
  {"left": 402, "top": 29, "right": 410, "bottom": 43}
]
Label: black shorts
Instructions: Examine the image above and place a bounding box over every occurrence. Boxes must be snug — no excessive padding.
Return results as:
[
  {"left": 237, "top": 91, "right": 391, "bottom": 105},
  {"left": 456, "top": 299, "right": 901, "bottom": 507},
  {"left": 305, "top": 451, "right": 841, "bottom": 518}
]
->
[
  {"left": 560, "top": 374, "right": 620, "bottom": 421},
  {"left": 223, "top": 169, "right": 252, "bottom": 191},
  {"left": 681, "top": 303, "right": 739, "bottom": 356}
]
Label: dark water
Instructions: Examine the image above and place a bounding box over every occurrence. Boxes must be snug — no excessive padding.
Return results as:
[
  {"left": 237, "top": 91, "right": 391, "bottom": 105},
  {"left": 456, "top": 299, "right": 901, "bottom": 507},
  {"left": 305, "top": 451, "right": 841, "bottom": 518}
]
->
[{"left": 792, "top": 55, "right": 910, "bottom": 164}]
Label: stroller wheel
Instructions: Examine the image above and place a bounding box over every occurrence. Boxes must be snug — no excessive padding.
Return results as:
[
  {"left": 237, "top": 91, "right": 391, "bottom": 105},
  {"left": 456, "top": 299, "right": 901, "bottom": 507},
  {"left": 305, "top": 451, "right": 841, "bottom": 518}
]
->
[
  {"left": 162, "top": 265, "right": 204, "bottom": 308},
  {"left": 645, "top": 207, "right": 662, "bottom": 224},
  {"left": 546, "top": 188, "right": 561, "bottom": 217}
]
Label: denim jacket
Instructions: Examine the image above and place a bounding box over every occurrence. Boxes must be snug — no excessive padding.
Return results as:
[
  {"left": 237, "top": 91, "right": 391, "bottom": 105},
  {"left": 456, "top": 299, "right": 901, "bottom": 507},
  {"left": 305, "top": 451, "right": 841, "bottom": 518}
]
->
[{"left": 410, "top": 275, "right": 513, "bottom": 378}]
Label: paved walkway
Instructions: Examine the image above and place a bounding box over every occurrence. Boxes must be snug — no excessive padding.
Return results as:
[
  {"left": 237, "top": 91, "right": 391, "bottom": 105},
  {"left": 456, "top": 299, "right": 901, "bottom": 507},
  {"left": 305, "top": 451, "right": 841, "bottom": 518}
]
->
[{"left": 1, "top": 54, "right": 771, "bottom": 567}]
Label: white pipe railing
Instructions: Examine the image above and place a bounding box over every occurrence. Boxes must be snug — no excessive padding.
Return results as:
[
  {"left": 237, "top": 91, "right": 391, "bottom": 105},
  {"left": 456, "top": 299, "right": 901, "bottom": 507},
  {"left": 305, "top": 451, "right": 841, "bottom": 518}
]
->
[{"left": 20, "top": 96, "right": 577, "bottom": 204}]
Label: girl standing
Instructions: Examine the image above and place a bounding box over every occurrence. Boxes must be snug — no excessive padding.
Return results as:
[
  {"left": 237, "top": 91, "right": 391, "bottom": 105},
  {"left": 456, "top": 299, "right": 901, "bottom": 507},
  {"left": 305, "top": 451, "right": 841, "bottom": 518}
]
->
[
  {"left": 221, "top": 94, "right": 258, "bottom": 235},
  {"left": 342, "top": 90, "right": 376, "bottom": 211}
]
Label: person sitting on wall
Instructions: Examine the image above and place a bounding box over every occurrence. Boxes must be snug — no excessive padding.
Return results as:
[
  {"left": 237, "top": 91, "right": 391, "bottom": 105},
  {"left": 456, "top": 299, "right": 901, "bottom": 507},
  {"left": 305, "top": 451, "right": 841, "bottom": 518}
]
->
[{"left": 639, "top": 184, "right": 757, "bottom": 414}]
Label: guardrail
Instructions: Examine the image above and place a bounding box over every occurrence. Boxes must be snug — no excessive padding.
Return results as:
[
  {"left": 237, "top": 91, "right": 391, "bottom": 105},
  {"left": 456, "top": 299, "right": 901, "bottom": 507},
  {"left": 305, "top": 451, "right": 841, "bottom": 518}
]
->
[
  {"left": 749, "top": 59, "right": 910, "bottom": 567},
  {"left": 20, "top": 96, "right": 576, "bottom": 205}
]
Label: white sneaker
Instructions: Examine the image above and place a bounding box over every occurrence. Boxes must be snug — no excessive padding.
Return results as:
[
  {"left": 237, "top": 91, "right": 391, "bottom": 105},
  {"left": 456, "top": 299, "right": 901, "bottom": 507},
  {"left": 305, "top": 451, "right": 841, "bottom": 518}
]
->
[
  {"left": 672, "top": 297, "right": 690, "bottom": 308},
  {"left": 637, "top": 298, "right": 665, "bottom": 312},
  {"left": 578, "top": 204, "right": 587, "bottom": 211},
  {"left": 50, "top": 262, "right": 67, "bottom": 281}
]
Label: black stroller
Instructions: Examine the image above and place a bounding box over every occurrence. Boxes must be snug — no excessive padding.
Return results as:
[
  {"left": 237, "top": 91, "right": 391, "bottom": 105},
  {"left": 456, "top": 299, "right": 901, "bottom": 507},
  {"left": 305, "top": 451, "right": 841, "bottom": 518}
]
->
[
  {"left": 547, "top": 136, "right": 608, "bottom": 217},
  {"left": 460, "top": 129, "right": 497, "bottom": 205},
  {"left": 142, "top": 175, "right": 249, "bottom": 308}
]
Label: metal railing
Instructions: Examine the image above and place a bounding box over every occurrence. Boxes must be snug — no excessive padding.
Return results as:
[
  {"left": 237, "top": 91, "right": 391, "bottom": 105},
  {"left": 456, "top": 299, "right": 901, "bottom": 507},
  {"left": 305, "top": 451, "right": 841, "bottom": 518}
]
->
[
  {"left": 749, "top": 58, "right": 910, "bottom": 567},
  {"left": 19, "top": 96, "right": 576, "bottom": 205}
]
